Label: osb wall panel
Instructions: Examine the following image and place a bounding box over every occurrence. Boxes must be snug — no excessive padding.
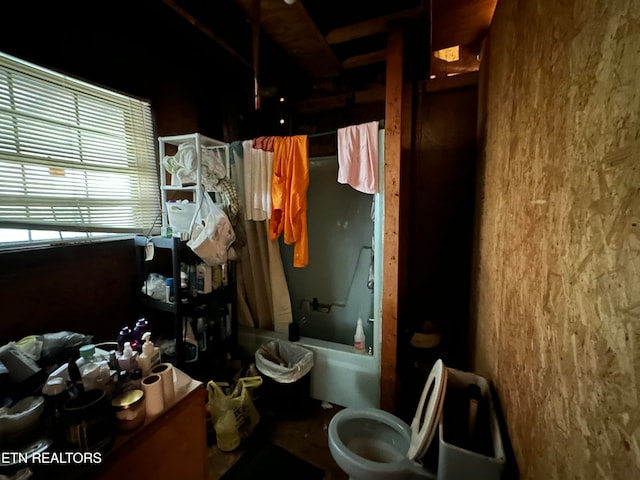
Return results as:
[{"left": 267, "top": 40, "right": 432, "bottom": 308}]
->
[{"left": 472, "top": 1, "right": 640, "bottom": 479}]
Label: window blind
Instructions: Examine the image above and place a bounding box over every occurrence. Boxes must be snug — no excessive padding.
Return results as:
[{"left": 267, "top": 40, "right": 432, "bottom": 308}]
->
[{"left": 0, "top": 51, "right": 160, "bottom": 242}]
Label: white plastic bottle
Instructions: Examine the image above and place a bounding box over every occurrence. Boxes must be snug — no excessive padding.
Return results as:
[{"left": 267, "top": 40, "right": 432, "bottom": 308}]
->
[
  {"left": 118, "top": 342, "right": 138, "bottom": 373},
  {"left": 354, "top": 314, "right": 366, "bottom": 353},
  {"left": 138, "top": 332, "right": 161, "bottom": 377}
]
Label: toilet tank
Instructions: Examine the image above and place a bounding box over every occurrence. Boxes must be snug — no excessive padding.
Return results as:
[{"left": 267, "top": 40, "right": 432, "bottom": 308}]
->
[{"left": 436, "top": 368, "right": 506, "bottom": 480}]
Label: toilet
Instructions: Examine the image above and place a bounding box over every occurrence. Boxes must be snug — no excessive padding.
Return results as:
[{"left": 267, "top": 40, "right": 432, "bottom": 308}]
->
[{"left": 328, "top": 359, "right": 447, "bottom": 480}]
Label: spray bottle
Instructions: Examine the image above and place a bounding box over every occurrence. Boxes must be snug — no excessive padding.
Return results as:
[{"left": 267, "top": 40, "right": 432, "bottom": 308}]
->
[{"left": 354, "top": 313, "right": 366, "bottom": 354}]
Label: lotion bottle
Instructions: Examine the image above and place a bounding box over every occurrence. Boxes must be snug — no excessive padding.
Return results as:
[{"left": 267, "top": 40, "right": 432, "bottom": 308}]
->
[
  {"left": 138, "top": 332, "right": 161, "bottom": 377},
  {"left": 354, "top": 314, "right": 366, "bottom": 353}
]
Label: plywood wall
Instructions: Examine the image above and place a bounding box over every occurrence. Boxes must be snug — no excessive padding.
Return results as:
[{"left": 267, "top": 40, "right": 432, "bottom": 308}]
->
[{"left": 472, "top": 0, "right": 640, "bottom": 478}]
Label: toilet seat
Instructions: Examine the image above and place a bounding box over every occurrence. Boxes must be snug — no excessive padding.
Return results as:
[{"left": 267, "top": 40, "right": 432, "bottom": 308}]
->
[{"left": 406, "top": 359, "right": 447, "bottom": 461}]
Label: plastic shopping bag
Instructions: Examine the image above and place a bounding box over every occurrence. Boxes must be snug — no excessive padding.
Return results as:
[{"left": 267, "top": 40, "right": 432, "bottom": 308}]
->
[
  {"left": 187, "top": 191, "right": 236, "bottom": 266},
  {"left": 207, "top": 376, "right": 263, "bottom": 451},
  {"left": 255, "top": 340, "right": 314, "bottom": 384}
]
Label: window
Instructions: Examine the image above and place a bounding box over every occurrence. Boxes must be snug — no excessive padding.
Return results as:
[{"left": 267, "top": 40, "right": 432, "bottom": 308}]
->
[{"left": 0, "top": 51, "right": 160, "bottom": 248}]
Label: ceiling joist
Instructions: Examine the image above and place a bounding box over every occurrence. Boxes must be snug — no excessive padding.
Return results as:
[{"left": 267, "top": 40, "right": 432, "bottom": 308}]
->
[
  {"left": 342, "top": 49, "right": 387, "bottom": 69},
  {"left": 235, "top": 0, "right": 342, "bottom": 79},
  {"left": 325, "top": 0, "right": 428, "bottom": 45},
  {"left": 296, "top": 83, "right": 385, "bottom": 113},
  {"left": 161, "top": 0, "right": 252, "bottom": 69}
]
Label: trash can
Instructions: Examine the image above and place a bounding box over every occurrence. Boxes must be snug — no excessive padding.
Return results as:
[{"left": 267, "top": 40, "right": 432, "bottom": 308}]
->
[{"left": 255, "top": 340, "right": 314, "bottom": 420}]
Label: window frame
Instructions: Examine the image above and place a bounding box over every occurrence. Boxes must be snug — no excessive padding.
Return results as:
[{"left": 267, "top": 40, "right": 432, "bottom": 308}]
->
[{"left": 0, "top": 50, "right": 161, "bottom": 250}]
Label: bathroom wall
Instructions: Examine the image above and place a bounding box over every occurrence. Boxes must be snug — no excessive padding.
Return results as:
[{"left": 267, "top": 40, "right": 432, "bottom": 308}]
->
[
  {"left": 472, "top": 1, "right": 640, "bottom": 478},
  {"left": 408, "top": 83, "right": 478, "bottom": 369},
  {"left": 0, "top": 240, "right": 139, "bottom": 344},
  {"left": 279, "top": 156, "right": 375, "bottom": 347}
]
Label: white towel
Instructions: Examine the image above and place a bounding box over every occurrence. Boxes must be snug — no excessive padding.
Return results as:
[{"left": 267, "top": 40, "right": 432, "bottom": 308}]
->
[
  {"left": 337, "top": 121, "right": 379, "bottom": 194},
  {"left": 242, "top": 140, "right": 273, "bottom": 221}
]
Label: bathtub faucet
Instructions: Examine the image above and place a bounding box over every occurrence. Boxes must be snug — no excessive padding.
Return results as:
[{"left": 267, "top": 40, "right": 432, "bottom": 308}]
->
[{"left": 300, "top": 297, "right": 332, "bottom": 313}]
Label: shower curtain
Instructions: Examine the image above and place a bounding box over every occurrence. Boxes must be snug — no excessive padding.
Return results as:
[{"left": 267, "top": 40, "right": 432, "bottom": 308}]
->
[{"left": 230, "top": 141, "right": 292, "bottom": 333}]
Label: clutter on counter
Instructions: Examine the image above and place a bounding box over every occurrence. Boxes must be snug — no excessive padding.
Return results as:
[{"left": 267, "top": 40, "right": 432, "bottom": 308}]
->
[{"left": 0, "top": 328, "right": 198, "bottom": 478}]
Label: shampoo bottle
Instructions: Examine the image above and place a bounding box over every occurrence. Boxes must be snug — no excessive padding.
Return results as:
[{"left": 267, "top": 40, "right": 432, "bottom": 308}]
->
[{"left": 354, "top": 314, "right": 366, "bottom": 353}]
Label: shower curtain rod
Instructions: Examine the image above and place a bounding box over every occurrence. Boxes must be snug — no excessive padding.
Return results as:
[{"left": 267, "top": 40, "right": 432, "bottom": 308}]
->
[{"left": 306, "top": 119, "right": 385, "bottom": 139}]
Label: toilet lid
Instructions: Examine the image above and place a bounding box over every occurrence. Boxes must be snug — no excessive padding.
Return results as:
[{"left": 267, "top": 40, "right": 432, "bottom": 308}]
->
[{"left": 406, "top": 359, "right": 447, "bottom": 461}]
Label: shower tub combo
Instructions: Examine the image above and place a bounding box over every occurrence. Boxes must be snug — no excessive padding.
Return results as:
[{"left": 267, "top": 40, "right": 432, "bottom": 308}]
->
[{"left": 238, "top": 134, "right": 385, "bottom": 409}]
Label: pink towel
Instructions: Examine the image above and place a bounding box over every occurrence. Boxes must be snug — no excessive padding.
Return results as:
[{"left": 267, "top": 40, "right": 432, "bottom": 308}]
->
[
  {"left": 253, "top": 136, "right": 276, "bottom": 152},
  {"left": 337, "top": 121, "right": 379, "bottom": 194}
]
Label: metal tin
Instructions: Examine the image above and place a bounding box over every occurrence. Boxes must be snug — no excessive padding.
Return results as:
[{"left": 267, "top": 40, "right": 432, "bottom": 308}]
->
[{"left": 111, "top": 389, "right": 146, "bottom": 431}]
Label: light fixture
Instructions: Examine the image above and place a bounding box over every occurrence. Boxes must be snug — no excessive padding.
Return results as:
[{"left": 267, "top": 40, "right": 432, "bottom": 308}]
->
[
  {"left": 279, "top": 97, "right": 285, "bottom": 103},
  {"left": 279, "top": 118, "right": 285, "bottom": 125},
  {"left": 283, "top": 0, "right": 296, "bottom": 4}
]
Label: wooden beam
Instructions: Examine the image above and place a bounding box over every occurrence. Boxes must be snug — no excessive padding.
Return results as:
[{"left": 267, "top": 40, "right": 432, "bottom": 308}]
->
[
  {"left": 161, "top": 0, "right": 252, "bottom": 70},
  {"left": 236, "top": 0, "right": 342, "bottom": 79},
  {"left": 296, "top": 93, "right": 351, "bottom": 113},
  {"left": 326, "top": 1, "right": 427, "bottom": 45},
  {"left": 425, "top": 71, "right": 479, "bottom": 92},
  {"left": 326, "top": 15, "right": 393, "bottom": 45},
  {"left": 342, "top": 49, "right": 387, "bottom": 69},
  {"left": 295, "top": 84, "right": 385, "bottom": 113},
  {"left": 354, "top": 84, "right": 386, "bottom": 104},
  {"left": 381, "top": 23, "right": 405, "bottom": 414}
]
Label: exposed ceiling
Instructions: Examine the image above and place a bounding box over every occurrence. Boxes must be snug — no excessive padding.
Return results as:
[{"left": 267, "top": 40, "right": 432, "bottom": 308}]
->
[
  {"left": 0, "top": 0, "right": 497, "bottom": 127},
  {"left": 161, "top": 0, "right": 498, "bottom": 113}
]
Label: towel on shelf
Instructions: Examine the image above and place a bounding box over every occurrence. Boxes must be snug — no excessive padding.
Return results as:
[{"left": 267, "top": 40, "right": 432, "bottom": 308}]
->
[{"left": 337, "top": 121, "right": 379, "bottom": 194}]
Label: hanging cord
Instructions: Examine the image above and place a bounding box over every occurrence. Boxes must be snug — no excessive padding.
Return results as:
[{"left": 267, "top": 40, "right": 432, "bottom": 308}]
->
[{"left": 144, "top": 212, "right": 163, "bottom": 239}]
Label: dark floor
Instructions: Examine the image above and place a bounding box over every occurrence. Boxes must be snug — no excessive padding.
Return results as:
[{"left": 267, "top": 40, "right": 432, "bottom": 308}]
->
[{"left": 207, "top": 399, "right": 349, "bottom": 480}]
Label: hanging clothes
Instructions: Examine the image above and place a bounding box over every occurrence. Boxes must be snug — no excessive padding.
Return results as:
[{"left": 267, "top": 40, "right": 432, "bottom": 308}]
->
[
  {"left": 270, "top": 135, "right": 309, "bottom": 268},
  {"left": 230, "top": 142, "right": 293, "bottom": 332},
  {"left": 337, "top": 120, "right": 379, "bottom": 194},
  {"left": 241, "top": 140, "right": 273, "bottom": 221},
  {"left": 253, "top": 136, "right": 276, "bottom": 152}
]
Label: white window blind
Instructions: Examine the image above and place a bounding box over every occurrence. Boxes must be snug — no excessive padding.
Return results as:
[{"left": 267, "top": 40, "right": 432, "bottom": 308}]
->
[{"left": 0, "top": 51, "right": 160, "bottom": 245}]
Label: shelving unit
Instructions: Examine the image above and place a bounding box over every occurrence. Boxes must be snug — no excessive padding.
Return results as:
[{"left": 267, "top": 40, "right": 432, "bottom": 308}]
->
[
  {"left": 134, "top": 234, "right": 237, "bottom": 379},
  {"left": 134, "top": 235, "right": 184, "bottom": 365},
  {"left": 158, "top": 133, "right": 229, "bottom": 232},
  {"left": 133, "top": 132, "right": 236, "bottom": 380}
]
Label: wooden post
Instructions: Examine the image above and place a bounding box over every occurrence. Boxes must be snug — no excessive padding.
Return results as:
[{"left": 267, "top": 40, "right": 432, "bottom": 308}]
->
[{"left": 381, "top": 23, "right": 407, "bottom": 413}]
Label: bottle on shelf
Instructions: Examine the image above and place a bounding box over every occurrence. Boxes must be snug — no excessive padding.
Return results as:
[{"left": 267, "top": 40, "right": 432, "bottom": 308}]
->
[
  {"left": 354, "top": 314, "right": 366, "bottom": 354},
  {"left": 165, "top": 278, "right": 175, "bottom": 303},
  {"left": 196, "top": 264, "right": 212, "bottom": 294},
  {"left": 189, "top": 264, "right": 198, "bottom": 297}
]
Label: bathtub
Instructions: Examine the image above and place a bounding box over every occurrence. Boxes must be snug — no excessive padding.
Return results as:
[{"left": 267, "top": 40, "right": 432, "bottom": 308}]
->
[{"left": 237, "top": 325, "right": 380, "bottom": 409}]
